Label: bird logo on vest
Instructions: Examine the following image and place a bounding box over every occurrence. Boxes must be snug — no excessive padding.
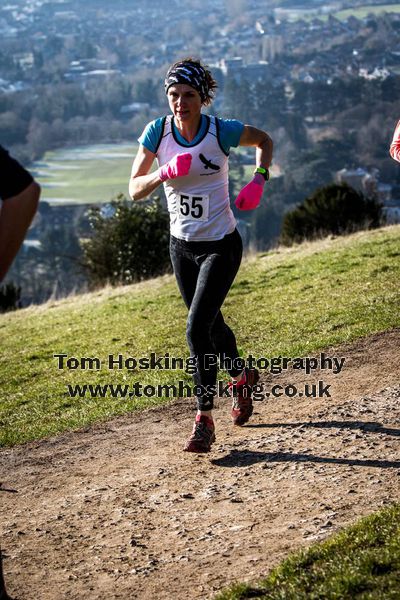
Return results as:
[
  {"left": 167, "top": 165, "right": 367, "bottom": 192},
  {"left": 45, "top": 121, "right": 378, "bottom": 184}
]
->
[{"left": 199, "top": 153, "right": 220, "bottom": 172}]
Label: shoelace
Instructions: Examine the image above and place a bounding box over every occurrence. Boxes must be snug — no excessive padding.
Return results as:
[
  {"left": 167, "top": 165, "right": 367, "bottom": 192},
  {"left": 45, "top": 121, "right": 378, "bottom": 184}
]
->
[
  {"left": 191, "top": 421, "right": 214, "bottom": 441},
  {"left": 230, "top": 378, "right": 252, "bottom": 404},
  {"left": 232, "top": 395, "right": 251, "bottom": 409}
]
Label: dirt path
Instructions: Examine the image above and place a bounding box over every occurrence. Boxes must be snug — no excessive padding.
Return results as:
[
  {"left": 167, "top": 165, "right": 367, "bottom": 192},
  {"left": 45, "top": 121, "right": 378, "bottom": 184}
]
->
[{"left": 1, "top": 329, "right": 400, "bottom": 600}]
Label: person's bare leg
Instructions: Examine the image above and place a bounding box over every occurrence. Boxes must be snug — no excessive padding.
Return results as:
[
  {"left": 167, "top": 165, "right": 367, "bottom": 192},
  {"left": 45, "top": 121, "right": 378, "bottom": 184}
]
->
[
  {"left": 0, "top": 181, "right": 40, "bottom": 282},
  {"left": 197, "top": 410, "right": 212, "bottom": 418}
]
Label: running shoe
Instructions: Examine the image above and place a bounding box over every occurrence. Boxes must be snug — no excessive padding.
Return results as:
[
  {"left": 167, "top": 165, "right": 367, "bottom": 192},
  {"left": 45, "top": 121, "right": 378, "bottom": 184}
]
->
[
  {"left": 230, "top": 368, "right": 260, "bottom": 426},
  {"left": 184, "top": 415, "right": 216, "bottom": 453}
]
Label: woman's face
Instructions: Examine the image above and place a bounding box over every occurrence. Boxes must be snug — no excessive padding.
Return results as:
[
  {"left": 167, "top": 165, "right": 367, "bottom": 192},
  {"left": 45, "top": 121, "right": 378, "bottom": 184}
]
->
[{"left": 167, "top": 83, "right": 202, "bottom": 123}]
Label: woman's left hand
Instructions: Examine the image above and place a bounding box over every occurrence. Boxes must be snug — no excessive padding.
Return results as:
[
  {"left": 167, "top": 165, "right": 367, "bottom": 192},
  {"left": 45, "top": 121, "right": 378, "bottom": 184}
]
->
[{"left": 234, "top": 173, "right": 265, "bottom": 211}]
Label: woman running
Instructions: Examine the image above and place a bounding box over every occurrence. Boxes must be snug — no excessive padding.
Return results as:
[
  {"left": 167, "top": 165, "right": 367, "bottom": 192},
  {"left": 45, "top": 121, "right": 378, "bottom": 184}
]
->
[{"left": 129, "top": 58, "right": 273, "bottom": 453}]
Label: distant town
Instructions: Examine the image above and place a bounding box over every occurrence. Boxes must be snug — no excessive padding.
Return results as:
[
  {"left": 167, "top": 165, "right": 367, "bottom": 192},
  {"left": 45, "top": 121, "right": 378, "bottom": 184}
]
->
[
  {"left": 2, "top": 0, "right": 400, "bottom": 303},
  {"left": 1, "top": 0, "right": 399, "bottom": 89}
]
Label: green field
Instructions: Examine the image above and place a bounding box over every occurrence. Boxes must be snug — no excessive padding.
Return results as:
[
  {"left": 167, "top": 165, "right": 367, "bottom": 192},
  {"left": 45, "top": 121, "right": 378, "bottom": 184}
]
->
[
  {"left": 31, "top": 143, "right": 138, "bottom": 205},
  {"left": 291, "top": 2, "right": 400, "bottom": 21},
  {"left": 31, "top": 143, "right": 263, "bottom": 206},
  {"left": 335, "top": 3, "right": 400, "bottom": 20}
]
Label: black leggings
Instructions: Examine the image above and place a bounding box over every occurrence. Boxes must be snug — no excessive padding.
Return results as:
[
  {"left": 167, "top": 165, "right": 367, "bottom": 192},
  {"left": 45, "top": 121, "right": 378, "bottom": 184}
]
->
[{"left": 169, "top": 228, "right": 245, "bottom": 411}]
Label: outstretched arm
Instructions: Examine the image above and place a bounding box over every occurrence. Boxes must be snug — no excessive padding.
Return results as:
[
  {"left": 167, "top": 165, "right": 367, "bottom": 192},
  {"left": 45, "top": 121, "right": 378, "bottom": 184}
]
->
[
  {"left": 390, "top": 120, "right": 400, "bottom": 163},
  {"left": 0, "top": 180, "right": 40, "bottom": 282}
]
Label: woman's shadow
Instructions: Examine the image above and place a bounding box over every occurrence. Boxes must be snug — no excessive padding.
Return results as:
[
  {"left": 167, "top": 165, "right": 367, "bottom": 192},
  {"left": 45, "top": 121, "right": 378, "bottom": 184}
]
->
[{"left": 211, "top": 419, "right": 400, "bottom": 468}]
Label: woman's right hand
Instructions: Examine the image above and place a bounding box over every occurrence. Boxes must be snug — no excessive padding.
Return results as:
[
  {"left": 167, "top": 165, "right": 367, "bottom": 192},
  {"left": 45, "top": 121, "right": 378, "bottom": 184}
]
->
[{"left": 158, "top": 153, "right": 192, "bottom": 182}]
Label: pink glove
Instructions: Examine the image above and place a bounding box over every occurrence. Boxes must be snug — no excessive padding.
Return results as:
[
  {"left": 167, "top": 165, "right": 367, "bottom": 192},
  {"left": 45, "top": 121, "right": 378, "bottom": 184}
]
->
[
  {"left": 235, "top": 173, "right": 265, "bottom": 211},
  {"left": 158, "top": 152, "right": 192, "bottom": 182}
]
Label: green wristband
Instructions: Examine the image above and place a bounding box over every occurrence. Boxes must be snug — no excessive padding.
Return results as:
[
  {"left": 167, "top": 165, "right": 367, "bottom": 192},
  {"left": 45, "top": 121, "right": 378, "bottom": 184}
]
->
[{"left": 254, "top": 167, "right": 270, "bottom": 181}]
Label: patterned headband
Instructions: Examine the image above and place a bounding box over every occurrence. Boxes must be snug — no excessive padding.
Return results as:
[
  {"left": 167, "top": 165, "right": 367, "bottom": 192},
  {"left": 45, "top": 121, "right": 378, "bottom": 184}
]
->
[{"left": 165, "top": 62, "right": 209, "bottom": 103}]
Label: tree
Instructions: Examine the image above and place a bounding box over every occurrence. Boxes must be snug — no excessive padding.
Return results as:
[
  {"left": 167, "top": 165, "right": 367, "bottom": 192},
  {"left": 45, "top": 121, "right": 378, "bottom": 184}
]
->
[
  {"left": 0, "top": 112, "right": 27, "bottom": 145},
  {"left": 0, "top": 282, "right": 21, "bottom": 313},
  {"left": 134, "top": 78, "right": 159, "bottom": 105},
  {"left": 254, "top": 81, "right": 287, "bottom": 130},
  {"left": 280, "top": 183, "right": 383, "bottom": 246},
  {"left": 81, "top": 195, "right": 171, "bottom": 287},
  {"left": 222, "top": 77, "right": 256, "bottom": 123},
  {"left": 39, "top": 221, "right": 83, "bottom": 296}
]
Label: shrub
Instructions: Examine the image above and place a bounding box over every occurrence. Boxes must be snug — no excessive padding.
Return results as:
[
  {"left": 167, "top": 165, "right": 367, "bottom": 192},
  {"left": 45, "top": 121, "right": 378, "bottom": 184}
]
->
[
  {"left": 280, "top": 183, "right": 383, "bottom": 245},
  {"left": 81, "top": 195, "right": 171, "bottom": 287},
  {"left": 0, "top": 282, "right": 22, "bottom": 313}
]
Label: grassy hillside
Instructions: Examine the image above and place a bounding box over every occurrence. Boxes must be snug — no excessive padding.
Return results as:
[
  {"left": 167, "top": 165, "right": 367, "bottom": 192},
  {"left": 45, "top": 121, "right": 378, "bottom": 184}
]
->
[
  {"left": 216, "top": 502, "right": 400, "bottom": 600},
  {"left": 1, "top": 224, "right": 399, "bottom": 447}
]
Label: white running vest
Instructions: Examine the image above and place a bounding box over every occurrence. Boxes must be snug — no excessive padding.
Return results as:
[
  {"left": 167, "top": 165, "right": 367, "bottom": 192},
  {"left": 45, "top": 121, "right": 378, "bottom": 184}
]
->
[{"left": 156, "top": 115, "right": 237, "bottom": 241}]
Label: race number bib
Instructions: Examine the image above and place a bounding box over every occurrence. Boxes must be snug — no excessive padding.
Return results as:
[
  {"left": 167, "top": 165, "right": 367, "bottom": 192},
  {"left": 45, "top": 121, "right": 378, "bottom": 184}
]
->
[{"left": 177, "top": 193, "right": 209, "bottom": 221}]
